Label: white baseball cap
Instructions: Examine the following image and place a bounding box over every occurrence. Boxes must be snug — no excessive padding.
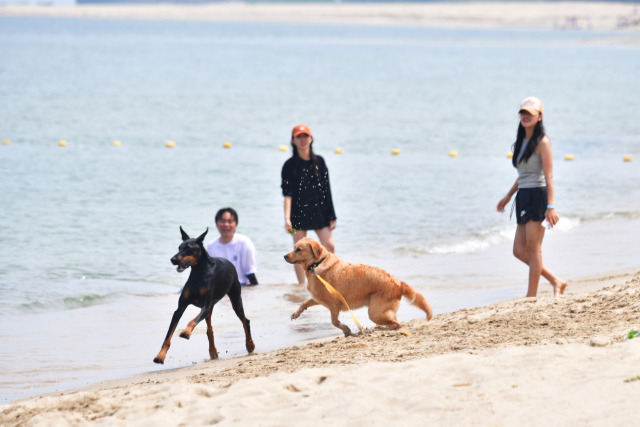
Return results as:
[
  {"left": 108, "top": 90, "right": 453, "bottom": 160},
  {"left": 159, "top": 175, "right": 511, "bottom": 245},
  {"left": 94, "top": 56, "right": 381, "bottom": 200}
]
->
[{"left": 519, "top": 97, "right": 544, "bottom": 115}]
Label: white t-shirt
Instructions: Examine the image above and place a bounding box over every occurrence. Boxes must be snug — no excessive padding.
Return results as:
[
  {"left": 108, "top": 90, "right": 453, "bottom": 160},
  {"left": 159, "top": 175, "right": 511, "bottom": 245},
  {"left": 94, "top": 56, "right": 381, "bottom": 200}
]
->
[{"left": 206, "top": 234, "right": 257, "bottom": 285}]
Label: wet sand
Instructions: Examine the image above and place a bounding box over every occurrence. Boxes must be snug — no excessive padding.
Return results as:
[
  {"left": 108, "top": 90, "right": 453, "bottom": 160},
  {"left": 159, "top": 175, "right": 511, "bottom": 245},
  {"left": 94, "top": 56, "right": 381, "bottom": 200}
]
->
[{"left": 1, "top": 267, "right": 638, "bottom": 425}]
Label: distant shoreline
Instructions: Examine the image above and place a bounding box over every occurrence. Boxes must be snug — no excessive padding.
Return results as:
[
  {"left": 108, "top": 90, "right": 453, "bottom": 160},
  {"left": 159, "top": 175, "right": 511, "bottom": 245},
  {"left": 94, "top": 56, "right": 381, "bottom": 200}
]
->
[{"left": 2, "top": 2, "right": 640, "bottom": 32}]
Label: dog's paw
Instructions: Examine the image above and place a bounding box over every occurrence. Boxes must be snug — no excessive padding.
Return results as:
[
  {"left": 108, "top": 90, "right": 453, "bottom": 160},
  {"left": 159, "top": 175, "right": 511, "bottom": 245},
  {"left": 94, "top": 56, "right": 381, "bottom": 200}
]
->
[
  {"left": 153, "top": 357, "right": 164, "bottom": 364},
  {"left": 179, "top": 331, "right": 191, "bottom": 340},
  {"left": 291, "top": 312, "right": 300, "bottom": 320}
]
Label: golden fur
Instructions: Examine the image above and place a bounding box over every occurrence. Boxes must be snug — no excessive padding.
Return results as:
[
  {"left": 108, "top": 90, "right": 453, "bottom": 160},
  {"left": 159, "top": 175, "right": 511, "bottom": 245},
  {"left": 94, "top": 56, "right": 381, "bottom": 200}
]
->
[{"left": 284, "top": 237, "right": 433, "bottom": 336}]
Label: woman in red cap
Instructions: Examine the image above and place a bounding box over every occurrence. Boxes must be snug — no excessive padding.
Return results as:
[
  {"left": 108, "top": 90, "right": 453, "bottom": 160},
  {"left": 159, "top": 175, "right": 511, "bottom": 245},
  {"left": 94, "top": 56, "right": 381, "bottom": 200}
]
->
[
  {"left": 496, "top": 97, "right": 566, "bottom": 297},
  {"left": 281, "top": 124, "right": 337, "bottom": 285}
]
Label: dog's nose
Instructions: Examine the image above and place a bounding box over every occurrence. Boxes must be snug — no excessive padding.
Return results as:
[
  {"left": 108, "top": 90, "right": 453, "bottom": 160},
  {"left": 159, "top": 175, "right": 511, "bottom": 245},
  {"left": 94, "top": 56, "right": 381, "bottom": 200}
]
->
[
  {"left": 171, "top": 256, "right": 179, "bottom": 265},
  {"left": 283, "top": 255, "right": 288, "bottom": 261}
]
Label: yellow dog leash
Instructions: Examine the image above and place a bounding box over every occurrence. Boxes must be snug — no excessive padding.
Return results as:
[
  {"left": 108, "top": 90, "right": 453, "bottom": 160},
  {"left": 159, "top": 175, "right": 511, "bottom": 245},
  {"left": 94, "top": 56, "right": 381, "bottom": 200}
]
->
[
  {"left": 307, "top": 258, "right": 364, "bottom": 334},
  {"left": 314, "top": 273, "right": 365, "bottom": 334},
  {"left": 308, "top": 259, "right": 414, "bottom": 338},
  {"left": 313, "top": 273, "right": 413, "bottom": 337}
]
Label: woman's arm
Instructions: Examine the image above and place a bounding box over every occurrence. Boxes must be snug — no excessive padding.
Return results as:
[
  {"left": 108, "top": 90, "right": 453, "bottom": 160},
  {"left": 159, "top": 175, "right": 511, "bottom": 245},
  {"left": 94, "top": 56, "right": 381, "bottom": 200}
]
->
[
  {"left": 538, "top": 136, "right": 559, "bottom": 225},
  {"left": 281, "top": 159, "right": 295, "bottom": 233},
  {"left": 319, "top": 156, "right": 337, "bottom": 228},
  {"left": 284, "top": 196, "right": 293, "bottom": 233},
  {"left": 497, "top": 179, "right": 519, "bottom": 212}
]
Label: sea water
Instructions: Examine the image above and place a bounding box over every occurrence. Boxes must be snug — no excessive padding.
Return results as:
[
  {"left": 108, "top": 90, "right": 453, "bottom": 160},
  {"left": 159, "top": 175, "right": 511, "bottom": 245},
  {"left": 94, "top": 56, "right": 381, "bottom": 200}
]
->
[{"left": 1, "top": 16, "right": 639, "bottom": 403}]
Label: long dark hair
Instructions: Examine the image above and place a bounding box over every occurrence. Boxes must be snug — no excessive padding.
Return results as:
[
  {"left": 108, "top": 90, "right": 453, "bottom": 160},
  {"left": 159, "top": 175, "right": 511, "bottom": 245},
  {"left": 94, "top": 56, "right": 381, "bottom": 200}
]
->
[
  {"left": 511, "top": 120, "right": 546, "bottom": 167},
  {"left": 290, "top": 136, "right": 319, "bottom": 176}
]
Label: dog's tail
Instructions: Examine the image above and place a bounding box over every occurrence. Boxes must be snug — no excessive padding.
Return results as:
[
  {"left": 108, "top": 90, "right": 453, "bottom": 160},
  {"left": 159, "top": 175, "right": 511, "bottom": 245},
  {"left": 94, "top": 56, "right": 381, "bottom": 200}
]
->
[{"left": 401, "top": 282, "right": 433, "bottom": 320}]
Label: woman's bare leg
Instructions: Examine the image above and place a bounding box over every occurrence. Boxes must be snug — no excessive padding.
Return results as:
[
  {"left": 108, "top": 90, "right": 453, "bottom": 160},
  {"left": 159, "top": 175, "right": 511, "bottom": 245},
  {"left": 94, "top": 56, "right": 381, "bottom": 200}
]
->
[
  {"left": 523, "top": 221, "right": 544, "bottom": 297},
  {"left": 315, "top": 226, "right": 335, "bottom": 253},
  {"left": 292, "top": 230, "right": 308, "bottom": 284},
  {"left": 513, "top": 223, "right": 567, "bottom": 297}
]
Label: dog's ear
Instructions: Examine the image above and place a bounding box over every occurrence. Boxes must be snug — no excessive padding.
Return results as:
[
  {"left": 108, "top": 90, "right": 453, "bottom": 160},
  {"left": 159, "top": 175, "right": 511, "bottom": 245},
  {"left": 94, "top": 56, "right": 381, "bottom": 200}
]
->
[
  {"left": 309, "top": 241, "right": 319, "bottom": 259},
  {"left": 196, "top": 228, "right": 208, "bottom": 245},
  {"left": 180, "top": 226, "right": 190, "bottom": 241}
]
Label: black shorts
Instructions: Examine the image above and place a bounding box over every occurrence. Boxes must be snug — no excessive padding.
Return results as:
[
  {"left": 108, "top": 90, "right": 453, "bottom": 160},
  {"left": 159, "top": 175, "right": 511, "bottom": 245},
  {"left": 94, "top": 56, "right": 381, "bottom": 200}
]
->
[{"left": 515, "top": 187, "right": 547, "bottom": 224}]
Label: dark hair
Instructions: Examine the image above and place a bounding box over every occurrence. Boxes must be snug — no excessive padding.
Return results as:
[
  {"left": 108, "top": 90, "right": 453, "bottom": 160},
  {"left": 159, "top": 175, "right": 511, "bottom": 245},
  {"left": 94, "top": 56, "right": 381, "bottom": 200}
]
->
[
  {"left": 215, "top": 207, "right": 238, "bottom": 224},
  {"left": 511, "top": 119, "right": 546, "bottom": 167},
  {"left": 290, "top": 135, "right": 319, "bottom": 176}
]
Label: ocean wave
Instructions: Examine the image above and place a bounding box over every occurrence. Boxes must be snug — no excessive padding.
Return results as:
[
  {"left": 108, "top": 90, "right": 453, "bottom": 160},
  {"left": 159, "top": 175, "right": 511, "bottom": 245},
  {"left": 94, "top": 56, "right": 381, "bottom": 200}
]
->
[
  {"left": 62, "top": 294, "right": 112, "bottom": 309},
  {"left": 14, "top": 294, "right": 114, "bottom": 313},
  {"left": 544, "top": 216, "right": 582, "bottom": 233},
  {"left": 426, "top": 228, "right": 513, "bottom": 255},
  {"left": 395, "top": 216, "right": 583, "bottom": 256},
  {"left": 595, "top": 211, "right": 640, "bottom": 221},
  {"left": 3, "top": 288, "right": 178, "bottom": 316}
]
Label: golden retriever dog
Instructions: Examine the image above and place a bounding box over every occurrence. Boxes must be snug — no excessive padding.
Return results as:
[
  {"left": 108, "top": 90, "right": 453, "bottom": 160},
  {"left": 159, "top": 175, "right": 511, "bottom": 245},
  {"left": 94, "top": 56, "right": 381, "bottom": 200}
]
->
[{"left": 284, "top": 237, "right": 433, "bottom": 336}]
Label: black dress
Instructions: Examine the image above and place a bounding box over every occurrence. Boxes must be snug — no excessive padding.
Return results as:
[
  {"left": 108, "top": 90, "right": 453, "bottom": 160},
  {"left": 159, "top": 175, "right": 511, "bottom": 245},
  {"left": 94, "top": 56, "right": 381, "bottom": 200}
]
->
[{"left": 281, "top": 156, "right": 337, "bottom": 231}]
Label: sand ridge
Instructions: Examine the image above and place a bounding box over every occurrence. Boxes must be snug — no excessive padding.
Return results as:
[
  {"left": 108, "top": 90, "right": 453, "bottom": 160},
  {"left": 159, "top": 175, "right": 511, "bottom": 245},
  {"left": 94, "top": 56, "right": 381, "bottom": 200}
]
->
[{"left": 2, "top": 270, "right": 638, "bottom": 425}]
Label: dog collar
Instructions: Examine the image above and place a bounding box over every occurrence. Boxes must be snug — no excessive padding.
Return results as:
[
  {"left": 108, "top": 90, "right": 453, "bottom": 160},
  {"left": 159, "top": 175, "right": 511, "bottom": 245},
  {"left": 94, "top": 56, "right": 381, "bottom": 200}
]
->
[{"left": 306, "top": 257, "right": 326, "bottom": 276}]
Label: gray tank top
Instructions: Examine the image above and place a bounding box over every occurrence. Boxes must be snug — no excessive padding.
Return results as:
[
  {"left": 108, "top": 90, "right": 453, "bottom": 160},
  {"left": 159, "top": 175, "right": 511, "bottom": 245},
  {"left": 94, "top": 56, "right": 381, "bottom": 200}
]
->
[{"left": 516, "top": 138, "right": 546, "bottom": 188}]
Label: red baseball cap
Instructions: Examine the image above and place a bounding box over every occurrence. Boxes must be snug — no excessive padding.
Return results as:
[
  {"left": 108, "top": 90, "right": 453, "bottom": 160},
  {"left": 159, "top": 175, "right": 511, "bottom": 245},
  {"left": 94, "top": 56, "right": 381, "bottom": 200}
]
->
[{"left": 292, "top": 124, "right": 312, "bottom": 137}]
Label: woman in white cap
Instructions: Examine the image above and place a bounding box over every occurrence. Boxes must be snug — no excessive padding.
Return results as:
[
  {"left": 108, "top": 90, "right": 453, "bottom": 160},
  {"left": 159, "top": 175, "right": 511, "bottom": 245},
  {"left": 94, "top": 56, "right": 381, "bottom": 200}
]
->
[
  {"left": 281, "top": 124, "right": 337, "bottom": 285},
  {"left": 497, "top": 97, "right": 566, "bottom": 297}
]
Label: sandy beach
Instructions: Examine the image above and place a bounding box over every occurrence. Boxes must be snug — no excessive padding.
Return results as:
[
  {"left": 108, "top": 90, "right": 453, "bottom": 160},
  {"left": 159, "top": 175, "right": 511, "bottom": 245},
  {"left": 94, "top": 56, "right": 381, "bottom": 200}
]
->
[
  {"left": 1, "top": 2, "right": 640, "bottom": 32},
  {"left": 2, "top": 2, "right": 640, "bottom": 424},
  {"left": 1, "top": 267, "right": 638, "bottom": 425}
]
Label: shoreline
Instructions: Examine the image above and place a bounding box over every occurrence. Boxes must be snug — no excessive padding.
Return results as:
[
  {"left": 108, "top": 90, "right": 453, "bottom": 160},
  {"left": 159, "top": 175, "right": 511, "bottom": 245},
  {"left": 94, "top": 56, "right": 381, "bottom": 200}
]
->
[
  {"left": 2, "top": 266, "right": 638, "bottom": 425},
  {"left": 2, "top": 214, "right": 639, "bottom": 407},
  {"left": 1, "top": 2, "right": 640, "bottom": 32}
]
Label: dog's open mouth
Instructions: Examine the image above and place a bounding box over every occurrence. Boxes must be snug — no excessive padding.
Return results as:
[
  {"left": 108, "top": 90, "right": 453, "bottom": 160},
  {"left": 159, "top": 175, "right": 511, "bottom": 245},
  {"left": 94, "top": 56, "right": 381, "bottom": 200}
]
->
[{"left": 176, "top": 260, "right": 191, "bottom": 272}]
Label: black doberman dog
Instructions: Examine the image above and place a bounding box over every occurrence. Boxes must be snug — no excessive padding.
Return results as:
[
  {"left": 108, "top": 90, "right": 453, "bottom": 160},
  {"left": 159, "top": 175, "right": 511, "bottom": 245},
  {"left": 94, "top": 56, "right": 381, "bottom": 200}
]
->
[{"left": 153, "top": 227, "right": 255, "bottom": 364}]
